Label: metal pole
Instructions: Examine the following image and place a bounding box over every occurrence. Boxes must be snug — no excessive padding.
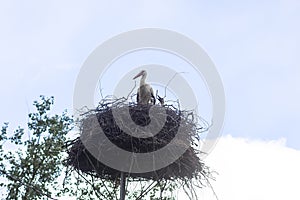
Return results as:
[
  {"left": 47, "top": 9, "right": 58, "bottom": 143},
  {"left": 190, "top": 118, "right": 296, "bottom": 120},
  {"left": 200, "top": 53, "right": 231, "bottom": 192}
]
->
[{"left": 120, "top": 172, "right": 126, "bottom": 200}]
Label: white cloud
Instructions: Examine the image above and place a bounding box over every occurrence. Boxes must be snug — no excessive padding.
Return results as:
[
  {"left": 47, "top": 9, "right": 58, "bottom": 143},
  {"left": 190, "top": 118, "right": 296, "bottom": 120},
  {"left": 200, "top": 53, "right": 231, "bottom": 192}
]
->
[{"left": 194, "top": 135, "right": 300, "bottom": 200}]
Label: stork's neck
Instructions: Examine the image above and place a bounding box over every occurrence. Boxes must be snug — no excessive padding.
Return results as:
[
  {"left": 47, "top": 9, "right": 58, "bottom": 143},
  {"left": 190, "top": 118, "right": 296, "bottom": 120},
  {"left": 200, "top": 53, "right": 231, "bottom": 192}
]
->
[{"left": 140, "top": 75, "right": 146, "bottom": 86}]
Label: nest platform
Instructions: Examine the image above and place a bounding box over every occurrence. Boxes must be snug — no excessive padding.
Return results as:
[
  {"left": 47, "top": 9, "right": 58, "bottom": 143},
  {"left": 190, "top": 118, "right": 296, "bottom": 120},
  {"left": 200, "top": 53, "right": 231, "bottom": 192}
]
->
[{"left": 66, "top": 99, "right": 207, "bottom": 182}]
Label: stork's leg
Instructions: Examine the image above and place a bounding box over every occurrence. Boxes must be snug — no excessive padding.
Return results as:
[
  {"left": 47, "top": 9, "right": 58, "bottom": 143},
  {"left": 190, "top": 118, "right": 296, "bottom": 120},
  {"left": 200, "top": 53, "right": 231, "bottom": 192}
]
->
[{"left": 136, "top": 91, "right": 140, "bottom": 104}]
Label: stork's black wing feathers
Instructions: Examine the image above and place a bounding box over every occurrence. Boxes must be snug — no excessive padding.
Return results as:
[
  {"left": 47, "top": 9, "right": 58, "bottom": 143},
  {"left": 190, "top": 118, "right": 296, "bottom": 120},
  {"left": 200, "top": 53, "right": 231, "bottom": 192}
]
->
[{"left": 137, "top": 91, "right": 139, "bottom": 104}]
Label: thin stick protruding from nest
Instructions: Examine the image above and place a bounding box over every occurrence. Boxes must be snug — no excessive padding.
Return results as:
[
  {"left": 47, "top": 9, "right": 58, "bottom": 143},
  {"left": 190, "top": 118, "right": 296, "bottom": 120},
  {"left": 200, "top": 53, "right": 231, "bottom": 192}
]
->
[{"left": 163, "top": 71, "right": 187, "bottom": 99}]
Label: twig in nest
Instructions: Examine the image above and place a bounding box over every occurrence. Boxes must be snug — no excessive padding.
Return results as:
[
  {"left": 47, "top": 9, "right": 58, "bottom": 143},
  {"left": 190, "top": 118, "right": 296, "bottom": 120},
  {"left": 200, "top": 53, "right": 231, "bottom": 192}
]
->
[
  {"left": 127, "top": 80, "right": 137, "bottom": 100},
  {"left": 163, "top": 71, "right": 187, "bottom": 99},
  {"left": 98, "top": 80, "right": 104, "bottom": 99}
]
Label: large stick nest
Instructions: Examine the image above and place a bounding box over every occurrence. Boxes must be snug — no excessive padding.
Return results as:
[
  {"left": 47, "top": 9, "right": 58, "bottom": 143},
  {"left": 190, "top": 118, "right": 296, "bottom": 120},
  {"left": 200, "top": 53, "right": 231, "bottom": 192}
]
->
[{"left": 66, "top": 98, "right": 209, "bottom": 182}]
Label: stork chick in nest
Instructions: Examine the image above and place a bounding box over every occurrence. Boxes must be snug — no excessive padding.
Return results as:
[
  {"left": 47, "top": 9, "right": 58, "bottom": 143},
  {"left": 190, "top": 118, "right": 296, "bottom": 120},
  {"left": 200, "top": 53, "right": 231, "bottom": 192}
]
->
[{"left": 133, "top": 70, "right": 156, "bottom": 105}]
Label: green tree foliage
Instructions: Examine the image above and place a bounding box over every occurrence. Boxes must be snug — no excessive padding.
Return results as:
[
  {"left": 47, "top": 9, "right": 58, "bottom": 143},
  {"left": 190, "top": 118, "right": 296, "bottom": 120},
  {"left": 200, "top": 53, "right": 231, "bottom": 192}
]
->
[{"left": 0, "top": 96, "right": 73, "bottom": 199}]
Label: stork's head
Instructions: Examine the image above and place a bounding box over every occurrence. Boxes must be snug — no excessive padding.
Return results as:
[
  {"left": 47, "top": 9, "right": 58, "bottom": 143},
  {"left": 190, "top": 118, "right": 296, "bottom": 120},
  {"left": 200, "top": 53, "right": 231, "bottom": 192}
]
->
[{"left": 133, "top": 70, "right": 147, "bottom": 80}]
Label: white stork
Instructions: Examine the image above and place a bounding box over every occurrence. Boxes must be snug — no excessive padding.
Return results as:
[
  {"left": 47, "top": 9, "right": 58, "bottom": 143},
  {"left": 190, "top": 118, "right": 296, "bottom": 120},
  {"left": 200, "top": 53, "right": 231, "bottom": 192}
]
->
[{"left": 133, "top": 70, "right": 156, "bottom": 105}]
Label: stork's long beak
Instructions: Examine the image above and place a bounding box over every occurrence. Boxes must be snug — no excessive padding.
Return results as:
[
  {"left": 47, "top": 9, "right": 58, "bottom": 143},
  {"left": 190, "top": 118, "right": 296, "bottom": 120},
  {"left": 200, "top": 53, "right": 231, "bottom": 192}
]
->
[{"left": 133, "top": 71, "right": 143, "bottom": 80}]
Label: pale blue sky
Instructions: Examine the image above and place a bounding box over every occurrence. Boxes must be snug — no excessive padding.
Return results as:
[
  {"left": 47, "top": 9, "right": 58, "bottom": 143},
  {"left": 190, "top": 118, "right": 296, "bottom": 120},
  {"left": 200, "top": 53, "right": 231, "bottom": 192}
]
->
[
  {"left": 1, "top": 1, "right": 300, "bottom": 199},
  {"left": 1, "top": 0, "right": 299, "bottom": 151}
]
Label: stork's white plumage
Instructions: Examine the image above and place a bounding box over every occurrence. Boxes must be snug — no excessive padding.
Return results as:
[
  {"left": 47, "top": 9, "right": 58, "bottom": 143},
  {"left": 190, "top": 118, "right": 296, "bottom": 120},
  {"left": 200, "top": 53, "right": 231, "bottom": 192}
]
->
[{"left": 133, "top": 70, "right": 156, "bottom": 105}]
